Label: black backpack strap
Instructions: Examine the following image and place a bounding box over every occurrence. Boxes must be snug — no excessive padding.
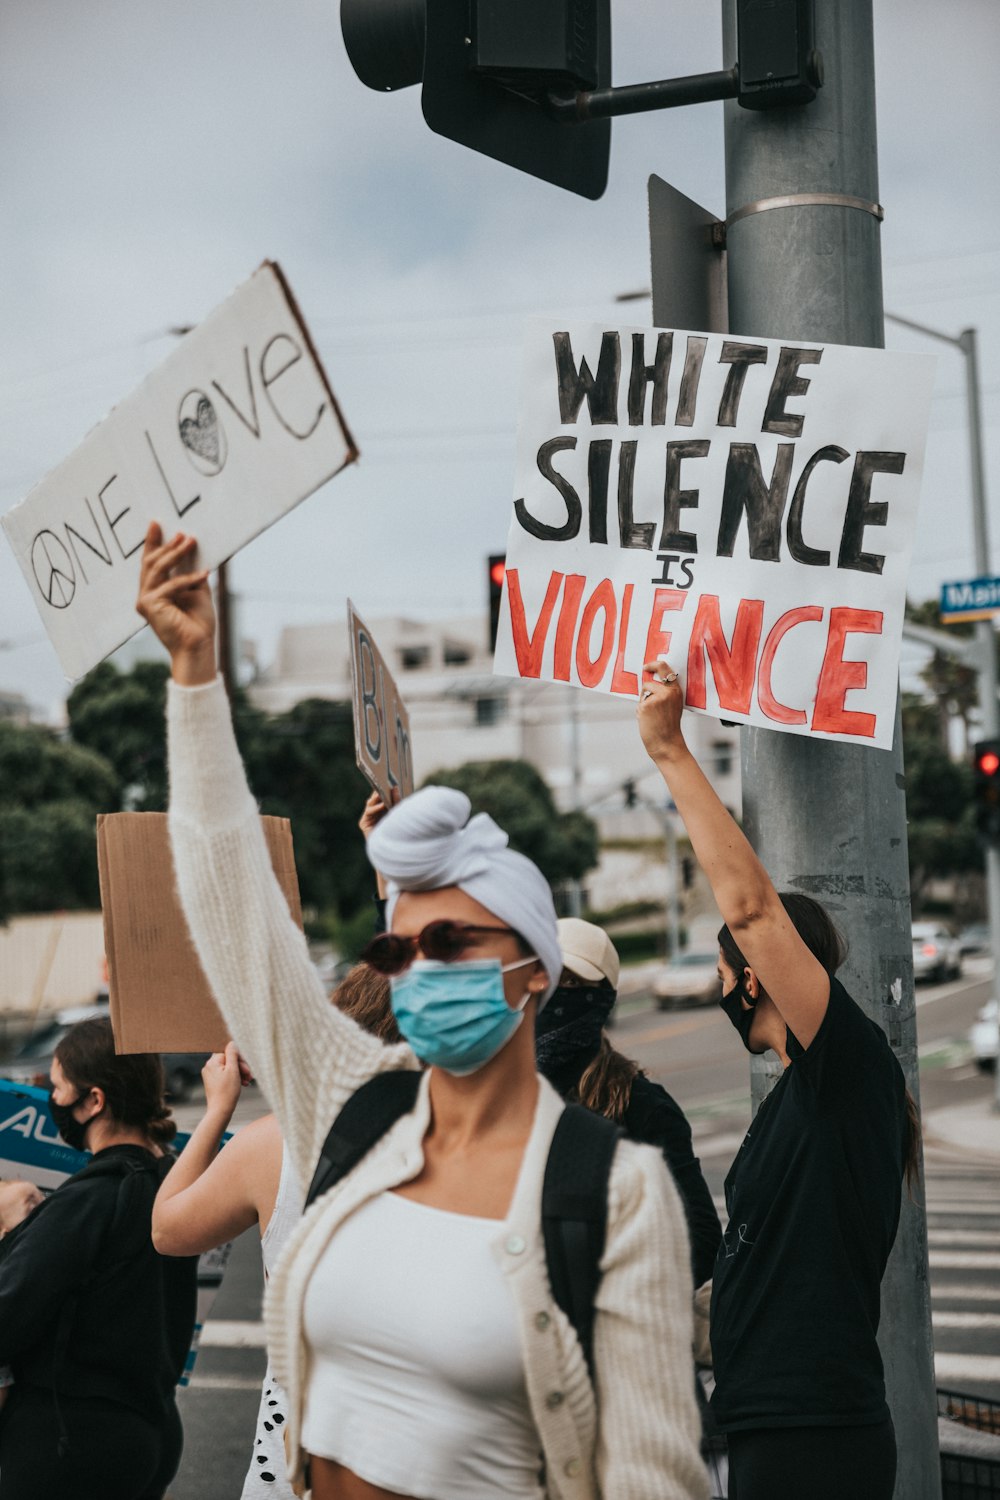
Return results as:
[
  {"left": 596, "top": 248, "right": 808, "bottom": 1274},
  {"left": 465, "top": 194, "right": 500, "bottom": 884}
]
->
[
  {"left": 542, "top": 1103, "right": 621, "bottom": 1383},
  {"left": 305, "top": 1070, "right": 422, "bottom": 1213}
]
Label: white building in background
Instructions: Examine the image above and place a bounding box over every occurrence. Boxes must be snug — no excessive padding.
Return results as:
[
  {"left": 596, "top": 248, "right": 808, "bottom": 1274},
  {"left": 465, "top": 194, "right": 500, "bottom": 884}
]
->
[{"left": 250, "top": 615, "right": 742, "bottom": 853}]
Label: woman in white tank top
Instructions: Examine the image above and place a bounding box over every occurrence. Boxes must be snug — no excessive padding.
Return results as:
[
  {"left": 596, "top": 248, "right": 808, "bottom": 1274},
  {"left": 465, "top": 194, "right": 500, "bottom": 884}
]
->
[
  {"left": 152, "top": 965, "right": 398, "bottom": 1497},
  {"left": 141, "top": 528, "right": 709, "bottom": 1500}
]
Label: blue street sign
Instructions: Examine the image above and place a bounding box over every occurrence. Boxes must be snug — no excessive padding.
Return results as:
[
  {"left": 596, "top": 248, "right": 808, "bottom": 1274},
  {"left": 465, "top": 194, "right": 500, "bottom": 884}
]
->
[{"left": 940, "top": 576, "right": 1000, "bottom": 624}]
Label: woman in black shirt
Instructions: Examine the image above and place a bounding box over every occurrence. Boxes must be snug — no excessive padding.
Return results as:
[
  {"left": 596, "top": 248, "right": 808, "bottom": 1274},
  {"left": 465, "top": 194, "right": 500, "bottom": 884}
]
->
[
  {"left": 637, "top": 663, "right": 914, "bottom": 1500},
  {"left": 0, "top": 1018, "right": 198, "bottom": 1500}
]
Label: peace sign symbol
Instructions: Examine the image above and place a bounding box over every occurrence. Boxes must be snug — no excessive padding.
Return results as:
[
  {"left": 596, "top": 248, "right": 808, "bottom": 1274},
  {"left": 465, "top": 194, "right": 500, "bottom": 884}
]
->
[{"left": 30, "top": 530, "right": 77, "bottom": 610}]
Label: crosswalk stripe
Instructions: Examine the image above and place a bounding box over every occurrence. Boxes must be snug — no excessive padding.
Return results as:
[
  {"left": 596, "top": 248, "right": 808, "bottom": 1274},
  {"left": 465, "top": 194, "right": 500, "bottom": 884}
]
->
[
  {"left": 930, "top": 1251, "right": 1000, "bottom": 1271},
  {"left": 933, "top": 1311, "right": 1000, "bottom": 1331},
  {"left": 182, "top": 1375, "right": 265, "bottom": 1392},
  {"left": 198, "top": 1321, "right": 267, "bottom": 1349},
  {"left": 934, "top": 1353, "right": 1000, "bottom": 1384},
  {"left": 932, "top": 1284, "right": 1000, "bottom": 1304},
  {"left": 928, "top": 1230, "right": 1000, "bottom": 1247}
]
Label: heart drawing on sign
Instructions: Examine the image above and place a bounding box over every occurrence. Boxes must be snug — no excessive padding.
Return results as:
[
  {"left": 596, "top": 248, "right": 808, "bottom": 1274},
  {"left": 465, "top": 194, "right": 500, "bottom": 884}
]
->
[{"left": 178, "top": 392, "right": 227, "bottom": 474}]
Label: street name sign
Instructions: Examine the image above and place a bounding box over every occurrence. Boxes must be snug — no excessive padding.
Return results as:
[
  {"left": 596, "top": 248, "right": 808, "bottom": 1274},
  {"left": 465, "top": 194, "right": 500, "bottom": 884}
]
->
[{"left": 940, "top": 575, "right": 1000, "bottom": 624}]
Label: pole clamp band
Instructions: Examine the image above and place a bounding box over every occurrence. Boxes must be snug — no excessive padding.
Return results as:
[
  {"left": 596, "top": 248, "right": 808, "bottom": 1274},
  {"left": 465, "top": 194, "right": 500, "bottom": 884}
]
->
[{"left": 725, "top": 192, "right": 885, "bottom": 230}]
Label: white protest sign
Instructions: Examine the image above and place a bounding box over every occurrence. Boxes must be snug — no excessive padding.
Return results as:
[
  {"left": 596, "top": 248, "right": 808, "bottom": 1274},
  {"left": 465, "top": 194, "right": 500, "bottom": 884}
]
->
[
  {"left": 2, "top": 262, "right": 357, "bottom": 680},
  {"left": 348, "top": 601, "right": 415, "bottom": 805},
  {"left": 494, "top": 322, "right": 936, "bottom": 750}
]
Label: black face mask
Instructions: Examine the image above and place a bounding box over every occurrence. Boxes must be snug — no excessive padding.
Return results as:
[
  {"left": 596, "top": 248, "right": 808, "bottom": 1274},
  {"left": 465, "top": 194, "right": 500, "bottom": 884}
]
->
[
  {"left": 719, "top": 975, "right": 767, "bottom": 1055},
  {"left": 48, "top": 1090, "right": 92, "bottom": 1152},
  {"left": 535, "top": 984, "right": 617, "bottom": 1091}
]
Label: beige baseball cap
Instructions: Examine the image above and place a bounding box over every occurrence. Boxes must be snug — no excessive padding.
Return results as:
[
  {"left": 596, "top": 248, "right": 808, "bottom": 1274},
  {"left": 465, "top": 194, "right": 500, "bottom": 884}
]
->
[{"left": 556, "top": 918, "right": 620, "bottom": 990}]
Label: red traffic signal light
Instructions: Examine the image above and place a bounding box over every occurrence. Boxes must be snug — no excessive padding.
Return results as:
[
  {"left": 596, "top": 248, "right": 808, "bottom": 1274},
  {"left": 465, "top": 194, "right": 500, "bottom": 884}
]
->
[
  {"left": 488, "top": 553, "right": 506, "bottom": 652},
  {"left": 973, "top": 739, "right": 1000, "bottom": 843}
]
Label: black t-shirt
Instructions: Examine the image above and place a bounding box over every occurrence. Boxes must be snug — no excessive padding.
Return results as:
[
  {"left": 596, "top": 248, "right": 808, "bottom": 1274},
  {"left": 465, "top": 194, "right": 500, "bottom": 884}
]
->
[
  {"left": 709, "top": 977, "right": 906, "bottom": 1432},
  {"left": 0, "top": 1145, "right": 198, "bottom": 1425}
]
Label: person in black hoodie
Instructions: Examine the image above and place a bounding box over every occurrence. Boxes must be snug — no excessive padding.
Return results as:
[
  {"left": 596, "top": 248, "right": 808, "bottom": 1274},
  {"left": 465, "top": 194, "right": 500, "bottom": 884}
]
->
[
  {"left": 0, "top": 1017, "right": 198, "bottom": 1500},
  {"left": 536, "top": 917, "right": 721, "bottom": 1289}
]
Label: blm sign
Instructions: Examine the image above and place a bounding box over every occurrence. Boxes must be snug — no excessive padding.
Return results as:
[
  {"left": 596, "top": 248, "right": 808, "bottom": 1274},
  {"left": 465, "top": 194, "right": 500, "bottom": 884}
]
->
[{"left": 494, "top": 322, "right": 935, "bottom": 751}]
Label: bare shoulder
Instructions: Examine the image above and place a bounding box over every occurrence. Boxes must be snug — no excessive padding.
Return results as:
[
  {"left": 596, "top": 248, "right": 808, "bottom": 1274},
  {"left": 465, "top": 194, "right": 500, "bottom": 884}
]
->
[{"left": 225, "top": 1112, "right": 284, "bottom": 1217}]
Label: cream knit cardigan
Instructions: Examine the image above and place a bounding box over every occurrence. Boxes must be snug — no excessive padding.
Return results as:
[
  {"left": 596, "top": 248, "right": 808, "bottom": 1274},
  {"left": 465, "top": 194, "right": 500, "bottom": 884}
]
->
[{"left": 166, "top": 677, "right": 709, "bottom": 1500}]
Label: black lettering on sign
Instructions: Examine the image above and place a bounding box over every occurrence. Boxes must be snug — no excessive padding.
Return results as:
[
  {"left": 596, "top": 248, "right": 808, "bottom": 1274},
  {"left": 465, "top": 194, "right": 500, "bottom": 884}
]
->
[
  {"left": 178, "top": 391, "right": 228, "bottom": 476},
  {"left": 716, "top": 342, "right": 768, "bottom": 427},
  {"left": 65, "top": 498, "right": 113, "bottom": 584},
  {"left": 358, "top": 631, "right": 382, "bottom": 762},
  {"left": 146, "top": 432, "right": 200, "bottom": 519},
  {"left": 762, "top": 346, "right": 822, "bottom": 437},
  {"left": 716, "top": 443, "right": 795, "bottom": 562},
  {"left": 660, "top": 440, "right": 709, "bottom": 552},
  {"left": 378, "top": 663, "right": 398, "bottom": 794},
  {"left": 628, "top": 332, "right": 673, "bottom": 426},
  {"left": 212, "top": 347, "right": 262, "bottom": 439},
  {"left": 786, "top": 445, "right": 848, "bottom": 566},
  {"left": 515, "top": 438, "right": 582, "bottom": 541},
  {"left": 260, "top": 334, "right": 327, "bottom": 441},
  {"left": 395, "top": 713, "right": 413, "bottom": 796},
  {"left": 838, "top": 451, "right": 905, "bottom": 575},
  {"left": 97, "top": 475, "right": 144, "bottom": 560},
  {"left": 617, "top": 441, "right": 655, "bottom": 550},
  {"left": 650, "top": 553, "right": 695, "bottom": 589},
  {"left": 31, "top": 530, "right": 77, "bottom": 610},
  {"left": 674, "top": 337, "right": 708, "bottom": 427},
  {"left": 552, "top": 332, "right": 620, "bottom": 425},
  {"left": 587, "top": 440, "right": 612, "bottom": 544}
]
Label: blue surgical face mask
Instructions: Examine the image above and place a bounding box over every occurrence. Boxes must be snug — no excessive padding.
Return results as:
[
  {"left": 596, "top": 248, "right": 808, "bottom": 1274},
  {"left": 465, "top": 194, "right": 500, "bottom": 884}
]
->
[{"left": 389, "top": 956, "right": 537, "bottom": 1076}]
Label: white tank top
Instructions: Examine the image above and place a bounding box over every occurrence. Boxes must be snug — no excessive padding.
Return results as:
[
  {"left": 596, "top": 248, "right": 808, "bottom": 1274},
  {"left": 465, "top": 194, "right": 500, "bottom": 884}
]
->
[
  {"left": 302, "top": 1191, "right": 543, "bottom": 1499},
  {"left": 241, "top": 1143, "right": 301, "bottom": 1500}
]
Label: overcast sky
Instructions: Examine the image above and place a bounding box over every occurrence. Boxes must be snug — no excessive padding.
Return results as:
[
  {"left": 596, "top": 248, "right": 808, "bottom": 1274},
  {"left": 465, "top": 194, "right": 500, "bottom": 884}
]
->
[{"left": 1, "top": 0, "right": 997, "bottom": 717}]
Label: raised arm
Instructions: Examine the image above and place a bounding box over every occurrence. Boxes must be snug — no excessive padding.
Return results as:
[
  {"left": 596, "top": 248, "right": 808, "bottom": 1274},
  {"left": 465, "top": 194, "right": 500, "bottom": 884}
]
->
[
  {"left": 637, "top": 663, "right": 829, "bottom": 1049},
  {"left": 153, "top": 1045, "right": 266, "bottom": 1256},
  {"left": 136, "top": 524, "right": 414, "bottom": 1181}
]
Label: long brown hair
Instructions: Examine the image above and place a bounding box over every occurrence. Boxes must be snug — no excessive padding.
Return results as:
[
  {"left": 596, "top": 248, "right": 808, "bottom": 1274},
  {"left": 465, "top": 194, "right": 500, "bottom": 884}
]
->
[
  {"left": 332, "top": 963, "right": 400, "bottom": 1044},
  {"left": 575, "top": 1034, "right": 641, "bottom": 1123},
  {"left": 55, "top": 1016, "right": 176, "bottom": 1147},
  {"left": 718, "top": 893, "right": 922, "bottom": 1195}
]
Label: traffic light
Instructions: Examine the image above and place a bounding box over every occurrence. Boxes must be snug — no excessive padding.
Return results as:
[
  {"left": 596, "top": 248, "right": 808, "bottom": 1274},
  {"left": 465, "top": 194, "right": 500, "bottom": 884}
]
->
[
  {"left": 973, "top": 739, "right": 1000, "bottom": 843},
  {"left": 735, "top": 0, "right": 822, "bottom": 110},
  {"left": 341, "top": 0, "right": 611, "bottom": 199},
  {"left": 488, "top": 553, "right": 506, "bottom": 652},
  {"left": 623, "top": 778, "right": 636, "bottom": 808},
  {"left": 681, "top": 854, "right": 695, "bottom": 889}
]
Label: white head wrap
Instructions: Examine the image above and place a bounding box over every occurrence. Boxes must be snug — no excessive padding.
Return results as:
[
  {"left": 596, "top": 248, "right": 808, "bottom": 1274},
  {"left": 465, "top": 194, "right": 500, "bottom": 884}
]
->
[{"left": 366, "top": 786, "right": 562, "bottom": 1003}]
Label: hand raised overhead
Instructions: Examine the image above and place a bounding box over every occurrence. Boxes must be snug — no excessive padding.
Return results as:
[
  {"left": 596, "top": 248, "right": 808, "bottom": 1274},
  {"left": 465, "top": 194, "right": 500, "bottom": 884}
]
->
[{"left": 136, "top": 522, "right": 217, "bottom": 684}]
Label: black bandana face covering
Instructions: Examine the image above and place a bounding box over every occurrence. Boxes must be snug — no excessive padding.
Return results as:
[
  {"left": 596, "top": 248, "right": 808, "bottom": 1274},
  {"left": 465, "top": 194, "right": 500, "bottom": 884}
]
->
[
  {"left": 48, "top": 1090, "right": 91, "bottom": 1152},
  {"left": 535, "top": 984, "right": 617, "bottom": 1089},
  {"left": 719, "top": 975, "right": 767, "bottom": 1055}
]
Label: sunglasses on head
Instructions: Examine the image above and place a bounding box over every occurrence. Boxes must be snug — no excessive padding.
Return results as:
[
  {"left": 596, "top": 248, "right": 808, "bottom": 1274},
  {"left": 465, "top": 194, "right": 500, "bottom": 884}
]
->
[{"left": 361, "top": 920, "right": 520, "bottom": 976}]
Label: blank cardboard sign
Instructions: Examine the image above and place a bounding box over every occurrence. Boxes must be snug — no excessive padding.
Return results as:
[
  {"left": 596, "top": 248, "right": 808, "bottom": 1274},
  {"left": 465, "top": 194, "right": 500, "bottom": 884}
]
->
[{"left": 98, "top": 811, "right": 302, "bottom": 1054}]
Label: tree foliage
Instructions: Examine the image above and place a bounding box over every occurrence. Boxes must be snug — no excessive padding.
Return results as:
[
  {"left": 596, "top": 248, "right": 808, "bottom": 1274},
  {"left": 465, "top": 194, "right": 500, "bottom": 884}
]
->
[
  {"left": 67, "top": 660, "right": 171, "bottom": 811},
  {"left": 901, "top": 691, "right": 980, "bottom": 905},
  {"left": 0, "top": 720, "right": 120, "bottom": 919},
  {"left": 424, "top": 758, "right": 599, "bottom": 887}
]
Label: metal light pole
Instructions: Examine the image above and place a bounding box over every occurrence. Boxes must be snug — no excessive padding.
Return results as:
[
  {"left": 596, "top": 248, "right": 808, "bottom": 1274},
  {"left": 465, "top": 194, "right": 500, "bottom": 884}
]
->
[
  {"left": 718, "top": 2, "right": 940, "bottom": 1493},
  {"left": 887, "top": 314, "right": 1000, "bottom": 1108}
]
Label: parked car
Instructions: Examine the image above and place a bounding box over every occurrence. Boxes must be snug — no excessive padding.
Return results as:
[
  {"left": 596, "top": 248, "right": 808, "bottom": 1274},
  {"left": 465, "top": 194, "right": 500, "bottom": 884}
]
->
[
  {"left": 3, "top": 1005, "right": 208, "bottom": 1102},
  {"left": 958, "top": 923, "right": 991, "bottom": 957},
  {"left": 911, "top": 922, "right": 962, "bottom": 984},
  {"left": 652, "top": 951, "right": 722, "bottom": 1011},
  {"left": 969, "top": 998, "right": 998, "bottom": 1073}
]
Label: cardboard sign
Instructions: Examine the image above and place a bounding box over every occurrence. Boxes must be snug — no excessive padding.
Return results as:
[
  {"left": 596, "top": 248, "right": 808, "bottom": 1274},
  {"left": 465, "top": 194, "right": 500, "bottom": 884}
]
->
[
  {"left": 2, "top": 262, "right": 357, "bottom": 680},
  {"left": 97, "top": 811, "right": 303, "bottom": 1053},
  {"left": 348, "top": 600, "right": 415, "bottom": 804},
  {"left": 494, "top": 321, "right": 936, "bottom": 751}
]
